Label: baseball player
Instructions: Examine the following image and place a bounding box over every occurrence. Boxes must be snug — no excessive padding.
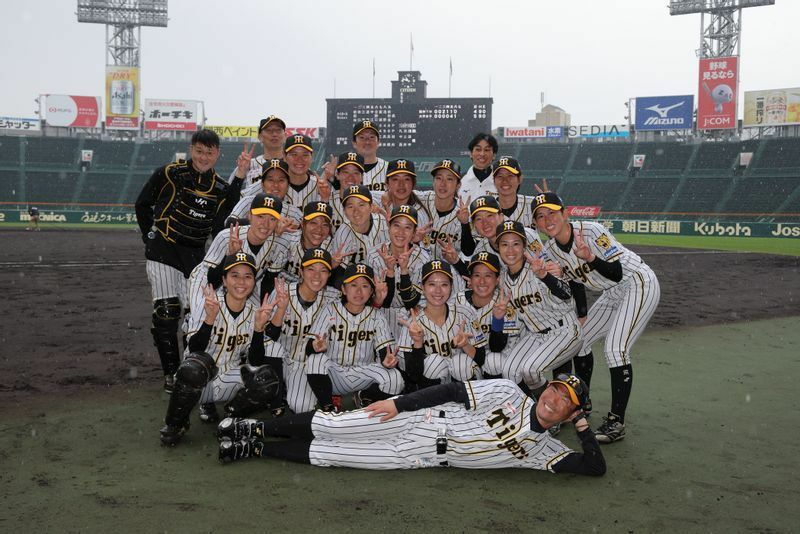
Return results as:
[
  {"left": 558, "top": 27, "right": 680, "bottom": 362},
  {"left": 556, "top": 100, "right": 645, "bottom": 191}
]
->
[
  {"left": 283, "top": 134, "right": 319, "bottom": 208},
  {"left": 26, "top": 206, "right": 40, "bottom": 231},
  {"left": 187, "top": 193, "right": 290, "bottom": 320},
  {"left": 351, "top": 120, "right": 387, "bottom": 192},
  {"left": 375, "top": 159, "right": 432, "bottom": 235},
  {"left": 534, "top": 192, "right": 661, "bottom": 443},
  {"left": 159, "top": 252, "right": 281, "bottom": 445},
  {"left": 303, "top": 262, "right": 403, "bottom": 407},
  {"left": 458, "top": 133, "right": 498, "bottom": 204},
  {"left": 330, "top": 185, "right": 389, "bottom": 270},
  {"left": 228, "top": 115, "right": 287, "bottom": 191},
  {"left": 217, "top": 374, "right": 606, "bottom": 477},
  {"left": 317, "top": 152, "right": 366, "bottom": 233},
  {"left": 281, "top": 202, "right": 334, "bottom": 284},
  {"left": 251, "top": 247, "right": 336, "bottom": 414},
  {"left": 397, "top": 261, "right": 486, "bottom": 386},
  {"left": 416, "top": 159, "right": 473, "bottom": 262},
  {"left": 493, "top": 156, "right": 535, "bottom": 228},
  {"left": 495, "top": 220, "right": 582, "bottom": 397},
  {"left": 134, "top": 129, "right": 243, "bottom": 392},
  {"left": 455, "top": 252, "right": 521, "bottom": 379},
  {"left": 228, "top": 159, "right": 302, "bottom": 225}
]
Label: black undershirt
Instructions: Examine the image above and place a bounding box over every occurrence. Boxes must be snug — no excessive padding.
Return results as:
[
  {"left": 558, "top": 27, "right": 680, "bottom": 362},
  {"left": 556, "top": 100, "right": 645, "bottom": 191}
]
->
[
  {"left": 289, "top": 173, "right": 312, "bottom": 192},
  {"left": 500, "top": 198, "right": 518, "bottom": 218},
  {"left": 363, "top": 161, "right": 378, "bottom": 173},
  {"left": 473, "top": 166, "right": 493, "bottom": 182}
]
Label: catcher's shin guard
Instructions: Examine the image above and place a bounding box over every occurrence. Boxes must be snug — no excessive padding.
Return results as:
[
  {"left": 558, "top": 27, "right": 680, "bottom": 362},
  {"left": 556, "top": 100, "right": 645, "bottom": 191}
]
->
[
  {"left": 161, "top": 352, "right": 218, "bottom": 445},
  {"left": 151, "top": 297, "right": 182, "bottom": 376},
  {"left": 224, "top": 364, "right": 283, "bottom": 417}
]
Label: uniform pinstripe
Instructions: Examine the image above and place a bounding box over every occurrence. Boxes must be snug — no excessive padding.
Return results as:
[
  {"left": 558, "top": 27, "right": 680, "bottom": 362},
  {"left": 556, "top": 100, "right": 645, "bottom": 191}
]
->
[
  {"left": 281, "top": 233, "right": 333, "bottom": 284},
  {"left": 362, "top": 158, "right": 387, "bottom": 192},
  {"left": 501, "top": 194, "right": 535, "bottom": 228},
  {"left": 228, "top": 184, "right": 302, "bottom": 222},
  {"left": 285, "top": 174, "right": 319, "bottom": 208},
  {"left": 471, "top": 227, "right": 547, "bottom": 261},
  {"left": 306, "top": 301, "right": 403, "bottom": 396},
  {"left": 146, "top": 260, "right": 188, "bottom": 305},
  {"left": 307, "top": 379, "right": 573, "bottom": 471},
  {"left": 542, "top": 221, "right": 661, "bottom": 368},
  {"left": 229, "top": 155, "right": 266, "bottom": 196},
  {"left": 397, "top": 303, "right": 487, "bottom": 382},
  {"left": 416, "top": 191, "right": 464, "bottom": 261},
  {"left": 330, "top": 214, "right": 390, "bottom": 268},
  {"left": 372, "top": 191, "right": 432, "bottom": 233},
  {"left": 327, "top": 195, "right": 349, "bottom": 234},
  {"left": 500, "top": 263, "right": 582, "bottom": 387},
  {"left": 454, "top": 290, "right": 521, "bottom": 376}
]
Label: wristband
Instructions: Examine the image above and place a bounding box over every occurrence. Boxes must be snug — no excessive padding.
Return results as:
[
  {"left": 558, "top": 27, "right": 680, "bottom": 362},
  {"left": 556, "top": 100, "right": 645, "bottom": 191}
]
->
[{"left": 491, "top": 315, "right": 505, "bottom": 332}]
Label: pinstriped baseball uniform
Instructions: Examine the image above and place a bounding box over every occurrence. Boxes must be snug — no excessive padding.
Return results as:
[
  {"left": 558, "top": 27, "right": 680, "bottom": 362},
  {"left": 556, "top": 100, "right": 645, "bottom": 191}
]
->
[
  {"left": 416, "top": 191, "right": 464, "bottom": 261},
  {"left": 184, "top": 288, "right": 257, "bottom": 404},
  {"left": 265, "top": 282, "right": 335, "bottom": 413},
  {"left": 500, "top": 263, "right": 582, "bottom": 387},
  {"left": 327, "top": 194, "right": 349, "bottom": 234},
  {"left": 285, "top": 173, "right": 320, "bottom": 208},
  {"left": 281, "top": 233, "right": 333, "bottom": 284},
  {"left": 542, "top": 221, "right": 660, "bottom": 368},
  {"left": 500, "top": 194, "right": 535, "bottom": 228},
  {"left": 330, "top": 214, "right": 390, "bottom": 268},
  {"left": 397, "top": 303, "right": 487, "bottom": 382},
  {"left": 362, "top": 158, "right": 387, "bottom": 192},
  {"left": 187, "top": 226, "right": 290, "bottom": 318},
  {"left": 228, "top": 183, "right": 302, "bottom": 222},
  {"left": 306, "top": 301, "right": 403, "bottom": 396},
  {"left": 472, "top": 227, "right": 547, "bottom": 260},
  {"left": 307, "top": 379, "right": 572, "bottom": 471},
  {"left": 372, "top": 191, "right": 432, "bottom": 234},
  {"left": 454, "top": 290, "right": 521, "bottom": 376},
  {"left": 228, "top": 155, "right": 267, "bottom": 196}
]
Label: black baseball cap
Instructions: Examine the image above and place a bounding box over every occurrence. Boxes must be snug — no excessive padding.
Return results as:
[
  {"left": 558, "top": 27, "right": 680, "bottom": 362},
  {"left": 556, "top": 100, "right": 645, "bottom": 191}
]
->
[
  {"left": 337, "top": 152, "right": 365, "bottom": 172},
  {"left": 284, "top": 134, "right": 313, "bottom": 153},
  {"left": 223, "top": 252, "right": 257, "bottom": 274},
  {"left": 389, "top": 205, "right": 418, "bottom": 226},
  {"left": 258, "top": 115, "right": 286, "bottom": 132},
  {"left": 342, "top": 263, "right": 375, "bottom": 286},
  {"left": 493, "top": 156, "right": 522, "bottom": 176},
  {"left": 386, "top": 159, "right": 416, "bottom": 179},
  {"left": 431, "top": 159, "right": 462, "bottom": 180},
  {"left": 550, "top": 374, "right": 589, "bottom": 407},
  {"left": 532, "top": 192, "right": 565, "bottom": 214},
  {"left": 467, "top": 252, "right": 501, "bottom": 274},
  {"left": 250, "top": 193, "right": 282, "bottom": 219},
  {"left": 495, "top": 220, "right": 527, "bottom": 243},
  {"left": 303, "top": 201, "right": 333, "bottom": 222},
  {"left": 301, "top": 247, "right": 332, "bottom": 270},
  {"left": 261, "top": 158, "right": 290, "bottom": 180},
  {"left": 342, "top": 184, "right": 372, "bottom": 204},
  {"left": 421, "top": 260, "right": 453, "bottom": 282},
  {"left": 352, "top": 120, "right": 380, "bottom": 139},
  {"left": 469, "top": 195, "right": 501, "bottom": 219}
]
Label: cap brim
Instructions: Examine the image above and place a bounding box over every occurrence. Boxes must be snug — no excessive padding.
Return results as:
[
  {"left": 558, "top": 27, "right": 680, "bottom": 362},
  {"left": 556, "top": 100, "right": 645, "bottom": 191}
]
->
[
  {"left": 301, "top": 258, "right": 332, "bottom": 270},
  {"left": 533, "top": 203, "right": 563, "bottom": 213},
  {"left": 431, "top": 166, "right": 461, "bottom": 180},
  {"left": 224, "top": 260, "right": 257, "bottom": 272},
  {"left": 354, "top": 126, "right": 379, "bottom": 137},
  {"left": 550, "top": 380, "right": 580, "bottom": 406},
  {"left": 343, "top": 273, "right": 375, "bottom": 285},
  {"left": 261, "top": 168, "right": 289, "bottom": 180},
  {"left": 260, "top": 118, "right": 286, "bottom": 131},
  {"left": 386, "top": 169, "right": 416, "bottom": 179},
  {"left": 422, "top": 269, "right": 453, "bottom": 282},
  {"left": 467, "top": 260, "right": 499, "bottom": 274},
  {"left": 496, "top": 229, "right": 527, "bottom": 243},
  {"left": 470, "top": 206, "right": 500, "bottom": 218},
  {"left": 336, "top": 161, "right": 365, "bottom": 172},
  {"left": 303, "top": 212, "right": 331, "bottom": 221},
  {"left": 389, "top": 213, "right": 418, "bottom": 226},
  {"left": 494, "top": 165, "right": 521, "bottom": 176},
  {"left": 250, "top": 207, "right": 281, "bottom": 219},
  {"left": 285, "top": 144, "right": 313, "bottom": 153},
  {"left": 343, "top": 194, "right": 372, "bottom": 204}
]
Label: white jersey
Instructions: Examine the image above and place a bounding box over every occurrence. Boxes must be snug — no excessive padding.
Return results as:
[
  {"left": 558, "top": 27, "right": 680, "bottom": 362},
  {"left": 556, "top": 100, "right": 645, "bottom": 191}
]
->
[
  {"left": 416, "top": 191, "right": 464, "bottom": 261},
  {"left": 372, "top": 190, "right": 432, "bottom": 233},
  {"left": 229, "top": 155, "right": 267, "bottom": 197},
  {"left": 500, "top": 262, "right": 576, "bottom": 334},
  {"left": 397, "top": 303, "right": 487, "bottom": 359},
  {"left": 458, "top": 165, "right": 497, "bottom": 204},
  {"left": 542, "top": 221, "right": 649, "bottom": 292},
  {"left": 471, "top": 227, "right": 547, "bottom": 261},
  {"left": 228, "top": 187, "right": 302, "bottom": 222},
  {"left": 365, "top": 244, "right": 429, "bottom": 310},
  {"left": 267, "top": 282, "right": 332, "bottom": 363},
  {"left": 362, "top": 158, "right": 388, "bottom": 192},
  {"left": 330, "top": 214, "right": 390, "bottom": 268},
  {"left": 281, "top": 233, "right": 333, "bottom": 284},
  {"left": 454, "top": 290, "right": 520, "bottom": 343},
  {"left": 285, "top": 173, "right": 319, "bottom": 208},
  {"left": 310, "top": 301, "right": 394, "bottom": 366},
  {"left": 499, "top": 194, "right": 535, "bottom": 228},
  {"left": 328, "top": 194, "right": 347, "bottom": 234}
]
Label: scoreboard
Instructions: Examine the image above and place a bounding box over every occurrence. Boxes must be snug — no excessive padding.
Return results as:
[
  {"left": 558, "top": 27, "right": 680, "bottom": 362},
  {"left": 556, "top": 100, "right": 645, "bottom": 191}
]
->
[{"left": 326, "top": 71, "right": 492, "bottom": 155}]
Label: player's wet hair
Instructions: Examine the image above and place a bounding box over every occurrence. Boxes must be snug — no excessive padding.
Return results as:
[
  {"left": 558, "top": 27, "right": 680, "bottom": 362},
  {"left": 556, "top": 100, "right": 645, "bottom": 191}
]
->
[
  {"left": 467, "top": 132, "right": 498, "bottom": 153},
  {"left": 191, "top": 128, "right": 220, "bottom": 149}
]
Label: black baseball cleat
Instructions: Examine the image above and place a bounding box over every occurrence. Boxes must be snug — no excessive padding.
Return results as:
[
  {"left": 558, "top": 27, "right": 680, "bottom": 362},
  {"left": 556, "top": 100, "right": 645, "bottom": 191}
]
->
[
  {"left": 594, "top": 413, "right": 625, "bottom": 443},
  {"left": 219, "top": 438, "right": 263, "bottom": 463},
  {"left": 198, "top": 403, "right": 220, "bottom": 424},
  {"left": 159, "top": 422, "right": 189, "bottom": 446},
  {"left": 217, "top": 417, "right": 263, "bottom": 441}
]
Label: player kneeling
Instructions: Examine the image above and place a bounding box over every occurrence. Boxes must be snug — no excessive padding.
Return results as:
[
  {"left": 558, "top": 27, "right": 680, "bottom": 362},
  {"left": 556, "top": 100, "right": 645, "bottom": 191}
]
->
[
  {"left": 217, "top": 375, "right": 605, "bottom": 476},
  {"left": 159, "top": 253, "right": 281, "bottom": 446}
]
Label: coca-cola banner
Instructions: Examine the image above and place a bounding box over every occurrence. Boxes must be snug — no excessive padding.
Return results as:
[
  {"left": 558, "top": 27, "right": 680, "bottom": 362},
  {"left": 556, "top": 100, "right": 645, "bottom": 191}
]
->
[
  {"left": 44, "top": 95, "right": 102, "bottom": 128},
  {"left": 144, "top": 99, "right": 198, "bottom": 131},
  {"left": 106, "top": 66, "right": 140, "bottom": 130},
  {"left": 566, "top": 206, "right": 601, "bottom": 218}
]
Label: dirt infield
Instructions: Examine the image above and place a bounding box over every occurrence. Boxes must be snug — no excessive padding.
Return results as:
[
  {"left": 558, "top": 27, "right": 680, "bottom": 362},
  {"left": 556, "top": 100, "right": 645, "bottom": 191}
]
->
[{"left": 1, "top": 228, "right": 798, "bottom": 409}]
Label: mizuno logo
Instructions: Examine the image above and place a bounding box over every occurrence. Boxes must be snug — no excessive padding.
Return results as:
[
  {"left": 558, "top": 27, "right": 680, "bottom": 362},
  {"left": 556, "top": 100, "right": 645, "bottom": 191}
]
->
[{"left": 645, "top": 101, "right": 685, "bottom": 118}]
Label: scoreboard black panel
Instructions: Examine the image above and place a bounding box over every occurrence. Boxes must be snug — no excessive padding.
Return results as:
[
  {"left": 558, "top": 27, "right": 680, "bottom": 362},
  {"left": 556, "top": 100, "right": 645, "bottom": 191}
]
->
[{"left": 326, "top": 71, "right": 492, "bottom": 155}]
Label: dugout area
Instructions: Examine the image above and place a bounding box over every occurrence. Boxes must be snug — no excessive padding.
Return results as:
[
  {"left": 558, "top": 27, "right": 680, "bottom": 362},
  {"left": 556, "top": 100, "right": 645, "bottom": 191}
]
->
[{"left": 1, "top": 229, "right": 798, "bottom": 532}]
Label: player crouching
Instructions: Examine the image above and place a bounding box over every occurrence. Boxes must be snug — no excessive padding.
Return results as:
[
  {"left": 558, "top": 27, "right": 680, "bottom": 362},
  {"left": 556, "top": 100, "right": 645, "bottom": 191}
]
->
[
  {"left": 217, "top": 374, "right": 605, "bottom": 476},
  {"left": 159, "top": 253, "right": 282, "bottom": 446}
]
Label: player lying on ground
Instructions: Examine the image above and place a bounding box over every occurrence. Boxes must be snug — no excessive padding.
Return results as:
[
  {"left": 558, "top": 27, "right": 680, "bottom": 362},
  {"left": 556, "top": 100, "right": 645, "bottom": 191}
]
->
[{"left": 217, "top": 374, "right": 605, "bottom": 476}]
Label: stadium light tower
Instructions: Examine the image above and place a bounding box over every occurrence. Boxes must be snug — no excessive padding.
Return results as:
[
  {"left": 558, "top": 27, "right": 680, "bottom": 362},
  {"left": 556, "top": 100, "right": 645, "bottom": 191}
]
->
[
  {"left": 76, "top": 0, "right": 168, "bottom": 67},
  {"left": 669, "top": 0, "right": 774, "bottom": 58}
]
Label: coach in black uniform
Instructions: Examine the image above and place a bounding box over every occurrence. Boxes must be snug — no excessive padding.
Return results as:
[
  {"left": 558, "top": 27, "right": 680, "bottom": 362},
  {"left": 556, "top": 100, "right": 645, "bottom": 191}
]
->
[{"left": 135, "top": 129, "right": 243, "bottom": 392}]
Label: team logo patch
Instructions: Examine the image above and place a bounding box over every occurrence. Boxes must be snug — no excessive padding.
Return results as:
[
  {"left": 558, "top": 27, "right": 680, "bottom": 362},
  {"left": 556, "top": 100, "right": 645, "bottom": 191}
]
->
[
  {"left": 534, "top": 194, "right": 546, "bottom": 206},
  {"left": 236, "top": 252, "right": 248, "bottom": 262},
  {"left": 313, "top": 249, "right": 325, "bottom": 258},
  {"left": 499, "top": 157, "right": 510, "bottom": 167},
  {"left": 527, "top": 241, "right": 542, "bottom": 254},
  {"left": 397, "top": 160, "right": 408, "bottom": 169},
  {"left": 595, "top": 235, "right": 612, "bottom": 250},
  {"left": 356, "top": 264, "right": 367, "bottom": 274}
]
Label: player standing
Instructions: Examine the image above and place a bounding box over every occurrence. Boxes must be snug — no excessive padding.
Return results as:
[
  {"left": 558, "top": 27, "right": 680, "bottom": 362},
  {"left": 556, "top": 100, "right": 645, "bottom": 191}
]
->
[
  {"left": 228, "top": 159, "right": 302, "bottom": 224},
  {"left": 26, "top": 206, "right": 40, "bottom": 231},
  {"left": 319, "top": 152, "right": 365, "bottom": 232},
  {"left": 493, "top": 156, "right": 535, "bottom": 228},
  {"left": 230, "top": 115, "right": 287, "bottom": 191},
  {"left": 534, "top": 192, "right": 661, "bottom": 443},
  {"left": 283, "top": 134, "right": 319, "bottom": 208},
  {"left": 377, "top": 159, "right": 432, "bottom": 233},
  {"left": 135, "top": 129, "right": 243, "bottom": 392},
  {"left": 351, "top": 120, "right": 387, "bottom": 192},
  {"left": 458, "top": 133, "right": 498, "bottom": 203},
  {"left": 330, "top": 185, "right": 389, "bottom": 269},
  {"left": 416, "top": 159, "right": 473, "bottom": 261}
]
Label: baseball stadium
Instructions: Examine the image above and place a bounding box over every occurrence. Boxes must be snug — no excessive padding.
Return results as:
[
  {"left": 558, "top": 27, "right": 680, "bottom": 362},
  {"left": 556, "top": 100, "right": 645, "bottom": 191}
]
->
[{"left": 2, "top": 1, "right": 799, "bottom": 532}]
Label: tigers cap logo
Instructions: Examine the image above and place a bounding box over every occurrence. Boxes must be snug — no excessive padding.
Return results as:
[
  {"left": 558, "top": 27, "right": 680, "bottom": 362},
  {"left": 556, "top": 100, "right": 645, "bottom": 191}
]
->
[
  {"left": 313, "top": 249, "right": 325, "bottom": 258},
  {"left": 478, "top": 252, "right": 489, "bottom": 261},
  {"left": 269, "top": 159, "right": 281, "bottom": 168},
  {"left": 503, "top": 221, "right": 514, "bottom": 231},
  {"left": 347, "top": 153, "right": 358, "bottom": 161},
  {"left": 349, "top": 186, "right": 360, "bottom": 193},
  {"left": 316, "top": 202, "right": 328, "bottom": 212},
  {"left": 363, "top": 120, "right": 372, "bottom": 128},
  {"left": 431, "top": 261, "right": 442, "bottom": 270},
  {"left": 475, "top": 198, "right": 486, "bottom": 207},
  {"left": 442, "top": 160, "right": 452, "bottom": 168},
  {"left": 400, "top": 205, "right": 411, "bottom": 213},
  {"left": 263, "top": 197, "right": 274, "bottom": 207},
  {"left": 356, "top": 264, "right": 367, "bottom": 274},
  {"left": 397, "top": 160, "right": 407, "bottom": 169},
  {"left": 535, "top": 194, "right": 546, "bottom": 205},
  {"left": 499, "top": 157, "right": 509, "bottom": 166},
  {"left": 294, "top": 135, "right": 304, "bottom": 143},
  {"left": 236, "top": 252, "right": 248, "bottom": 262}
]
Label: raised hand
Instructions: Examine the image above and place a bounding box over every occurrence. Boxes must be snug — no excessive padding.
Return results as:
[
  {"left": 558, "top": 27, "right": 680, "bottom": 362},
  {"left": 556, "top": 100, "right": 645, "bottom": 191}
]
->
[
  {"left": 331, "top": 242, "right": 350, "bottom": 269},
  {"left": 573, "top": 229, "right": 594, "bottom": 261},
  {"left": 382, "top": 344, "right": 399, "bottom": 369},
  {"left": 320, "top": 154, "right": 337, "bottom": 183},
  {"left": 398, "top": 308, "right": 424, "bottom": 348},
  {"left": 203, "top": 284, "right": 220, "bottom": 324},
  {"left": 452, "top": 320, "right": 474, "bottom": 350},
  {"left": 377, "top": 243, "right": 397, "bottom": 275},
  {"left": 524, "top": 251, "right": 547, "bottom": 279},
  {"left": 439, "top": 235, "right": 459, "bottom": 264},
  {"left": 373, "top": 268, "right": 388, "bottom": 307},
  {"left": 235, "top": 142, "right": 255, "bottom": 179},
  {"left": 456, "top": 195, "right": 471, "bottom": 224},
  {"left": 317, "top": 170, "right": 332, "bottom": 201},
  {"left": 254, "top": 292, "right": 276, "bottom": 331},
  {"left": 227, "top": 221, "right": 243, "bottom": 254},
  {"left": 274, "top": 277, "right": 289, "bottom": 309},
  {"left": 533, "top": 178, "right": 550, "bottom": 194},
  {"left": 311, "top": 333, "right": 328, "bottom": 353},
  {"left": 544, "top": 260, "right": 563, "bottom": 278},
  {"left": 413, "top": 222, "right": 433, "bottom": 244},
  {"left": 493, "top": 286, "right": 511, "bottom": 320},
  {"left": 276, "top": 217, "right": 300, "bottom": 236},
  {"left": 397, "top": 246, "right": 413, "bottom": 274}
]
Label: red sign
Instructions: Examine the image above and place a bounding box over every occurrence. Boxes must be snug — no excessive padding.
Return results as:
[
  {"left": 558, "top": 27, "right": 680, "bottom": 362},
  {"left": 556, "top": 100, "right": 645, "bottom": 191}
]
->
[
  {"left": 45, "top": 95, "right": 102, "bottom": 128},
  {"left": 566, "top": 206, "right": 601, "bottom": 218},
  {"left": 285, "top": 127, "right": 318, "bottom": 139},
  {"left": 697, "top": 56, "right": 738, "bottom": 130}
]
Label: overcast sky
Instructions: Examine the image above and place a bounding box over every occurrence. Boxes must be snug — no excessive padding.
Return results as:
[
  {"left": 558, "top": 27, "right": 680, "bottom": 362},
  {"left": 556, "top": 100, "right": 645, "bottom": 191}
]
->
[{"left": 1, "top": 0, "right": 797, "bottom": 128}]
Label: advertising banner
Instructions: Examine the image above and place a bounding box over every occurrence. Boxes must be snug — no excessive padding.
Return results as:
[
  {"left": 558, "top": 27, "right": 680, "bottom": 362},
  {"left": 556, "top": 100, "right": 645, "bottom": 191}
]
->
[
  {"left": 697, "top": 56, "right": 738, "bottom": 130},
  {"left": 743, "top": 87, "right": 800, "bottom": 127},
  {"left": 207, "top": 125, "right": 320, "bottom": 139},
  {"left": 106, "top": 66, "right": 140, "bottom": 130},
  {"left": 635, "top": 95, "right": 694, "bottom": 130},
  {"left": 44, "top": 95, "right": 102, "bottom": 128},
  {"left": 0, "top": 117, "right": 41, "bottom": 131},
  {"left": 567, "top": 124, "right": 629, "bottom": 138},
  {"left": 597, "top": 219, "right": 800, "bottom": 239},
  {"left": 503, "top": 126, "right": 563, "bottom": 138},
  {"left": 565, "top": 206, "right": 601, "bottom": 218},
  {"left": 144, "top": 99, "right": 198, "bottom": 131}
]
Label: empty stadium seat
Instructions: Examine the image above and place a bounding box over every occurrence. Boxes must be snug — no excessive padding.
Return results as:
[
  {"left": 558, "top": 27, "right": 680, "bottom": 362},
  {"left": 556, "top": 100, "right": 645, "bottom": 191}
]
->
[
  {"left": 0, "top": 137, "right": 21, "bottom": 164},
  {"left": 571, "top": 143, "right": 631, "bottom": 173},
  {"left": 671, "top": 176, "right": 734, "bottom": 213},
  {"left": 82, "top": 139, "right": 136, "bottom": 168},
  {"left": 722, "top": 176, "right": 800, "bottom": 214},
  {"left": 621, "top": 177, "right": 681, "bottom": 213},
  {"left": 25, "top": 171, "right": 81, "bottom": 203},
  {"left": 517, "top": 145, "right": 571, "bottom": 172},
  {"left": 558, "top": 178, "right": 627, "bottom": 209},
  {"left": 24, "top": 137, "right": 80, "bottom": 166}
]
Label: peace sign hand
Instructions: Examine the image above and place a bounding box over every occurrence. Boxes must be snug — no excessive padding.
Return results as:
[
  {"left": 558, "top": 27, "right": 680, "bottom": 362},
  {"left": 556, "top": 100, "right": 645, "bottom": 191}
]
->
[
  {"left": 573, "top": 229, "right": 594, "bottom": 262},
  {"left": 274, "top": 277, "right": 289, "bottom": 309},
  {"left": 276, "top": 217, "right": 300, "bottom": 236},
  {"left": 452, "top": 320, "right": 474, "bottom": 350},
  {"left": 456, "top": 195, "right": 471, "bottom": 224},
  {"left": 331, "top": 242, "right": 351, "bottom": 269},
  {"left": 382, "top": 344, "right": 399, "bottom": 369},
  {"left": 373, "top": 268, "right": 388, "bottom": 307},
  {"left": 227, "top": 221, "right": 243, "bottom": 255},
  {"left": 533, "top": 178, "right": 550, "bottom": 194},
  {"left": 493, "top": 286, "right": 511, "bottom": 320},
  {"left": 312, "top": 333, "right": 328, "bottom": 353},
  {"left": 317, "top": 167, "right": 333, "bottom": 201},
  {"left": 544, "top": 260, "right": 563, "bottom": 278},
  {"left": 413, "top": 222, "right": 433, "bottom": 244},
  {"left": 397, "top": 246, "right": 413, "bottom": 274},
  {"left": 321, "top": 154, "right": 337, "bottom": 183},
  {"left": 203, "top": 284, "right": 220, "bottom": 324},
  {"left": 524, "top": 251, "right": 547, "bottom": 279},
  {"left": 235, "top": 142, "right": 255, "bottom": 179},
  {"left": 398, "top": 308, "right": 424, "bottom": 348},
  {"left": 254, "top": 292, "right": 276, "bottom": 331},
  {"left": 438, "top": 235, "right": 459, "bottom": 264}
]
